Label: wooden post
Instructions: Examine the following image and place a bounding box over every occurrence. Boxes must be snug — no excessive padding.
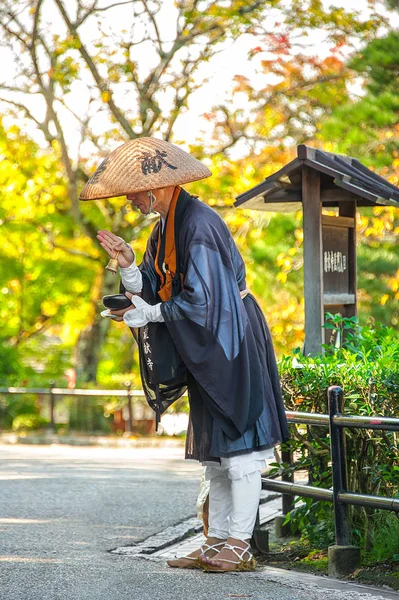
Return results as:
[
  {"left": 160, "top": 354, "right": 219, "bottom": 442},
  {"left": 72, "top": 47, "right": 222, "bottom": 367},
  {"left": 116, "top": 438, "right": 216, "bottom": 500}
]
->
[
  {"left": 48, "top": 380, "right": 55, "bottom": 432},
  {"left": 125, "top": 381, "right": 133, "bottom": 434},
  {"left": 302, "top": 167, "right": 324, "bottom": 355},
  {"left": 339, "top": 201, "right": 357, "bottom": 319}
]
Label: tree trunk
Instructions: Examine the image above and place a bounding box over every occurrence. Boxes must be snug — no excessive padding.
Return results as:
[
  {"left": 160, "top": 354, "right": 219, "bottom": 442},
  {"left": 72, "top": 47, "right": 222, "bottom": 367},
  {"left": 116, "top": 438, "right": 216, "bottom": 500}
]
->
[{"left": 74, "top": 268, "right": 120, "bottom": 383}]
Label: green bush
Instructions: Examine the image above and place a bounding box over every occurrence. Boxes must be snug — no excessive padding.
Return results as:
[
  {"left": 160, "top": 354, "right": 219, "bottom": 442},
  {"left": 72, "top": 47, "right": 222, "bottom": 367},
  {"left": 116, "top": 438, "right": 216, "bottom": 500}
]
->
[
  {"left": 277, "top": 316, "right": 399, "bottom": 552},
  {"left": 12, "top": 413, "right": 49, "bottom": 431},
  {"left": 0, "top": 393, "right": 42, "bottom": 430}
]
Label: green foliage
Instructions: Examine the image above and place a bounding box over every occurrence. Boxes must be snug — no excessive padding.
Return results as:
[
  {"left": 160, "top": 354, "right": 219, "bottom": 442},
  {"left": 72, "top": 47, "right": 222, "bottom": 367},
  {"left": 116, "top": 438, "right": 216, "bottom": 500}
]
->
[
  {"left": 362, "top": 513, "right": 399, "bottom": 564},
  {"left": 350, "top": 31, "right": 399, "bottom": 95},
  {"left": 0, "top": 0, "right": 397, "bottom": 388},
  {"left": 0, "top": 340, "right": 25, "bottom": 384},
  {"left": 278, "top": 316, "right": 399, "bottom": 551},
  {"left": 1, "top": 392, "right": 41, "bottom": 430},
  {"left": 321, "top": 93, "right": 399, "bottom": 167},
  {"left": 320, "top": 24, "right": 399, "bottom": 169},
  {"left": 300, "top": 551, "right": 329, "bottom": 572},
  {"left": 0, "top": 119, "right": 112, "bottom": 385},
  {"left": 285, "top": 499, "right": 335, "bottom": 548},
  {"left": 0, "top": 121, "right": 98, "bottom": 346},
  {"left": 318, "top": 11, "right": 399, "bottom": 333},
  {"left": 12, "top": 413, "right": 49, "bottom": 431},
  {"left": 67, "top": 397, "right": 113, "bottom": 434}
]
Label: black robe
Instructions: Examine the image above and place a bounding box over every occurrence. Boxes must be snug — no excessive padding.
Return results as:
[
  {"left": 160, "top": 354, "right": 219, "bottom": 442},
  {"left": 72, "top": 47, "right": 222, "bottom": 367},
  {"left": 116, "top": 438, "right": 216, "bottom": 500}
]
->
[{"left": 133, "top": 189, "right": 289, "bottom": 461}]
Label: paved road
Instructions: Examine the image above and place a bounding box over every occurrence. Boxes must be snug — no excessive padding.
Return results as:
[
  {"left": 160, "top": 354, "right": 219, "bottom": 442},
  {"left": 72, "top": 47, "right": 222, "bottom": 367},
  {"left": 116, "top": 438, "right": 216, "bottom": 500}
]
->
[{"left": 0, "top": 444, "right": 395, "bottom": 600}]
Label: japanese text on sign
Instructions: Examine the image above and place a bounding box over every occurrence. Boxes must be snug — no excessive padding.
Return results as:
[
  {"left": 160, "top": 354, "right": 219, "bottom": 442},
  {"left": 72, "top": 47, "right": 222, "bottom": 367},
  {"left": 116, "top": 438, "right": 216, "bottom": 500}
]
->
[{"left": 324, "top": 251, "right": 347, "bottom": 273}]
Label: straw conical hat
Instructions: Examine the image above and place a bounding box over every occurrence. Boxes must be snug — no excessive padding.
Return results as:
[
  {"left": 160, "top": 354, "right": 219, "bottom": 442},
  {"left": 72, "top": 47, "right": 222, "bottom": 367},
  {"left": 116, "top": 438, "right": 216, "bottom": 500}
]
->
[{"left": 79, "top": 137, "right": 212, "bottom": 200}]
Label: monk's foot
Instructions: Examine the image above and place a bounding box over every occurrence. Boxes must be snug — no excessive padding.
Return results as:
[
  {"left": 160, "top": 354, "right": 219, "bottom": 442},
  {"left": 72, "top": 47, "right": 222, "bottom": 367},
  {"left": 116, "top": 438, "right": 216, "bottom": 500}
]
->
[
  {"left": 167, "top": 537, "right": 226, "bottom": 570},
  {"left": 201, "top": 537, "right": 256, "bottom": 573}
]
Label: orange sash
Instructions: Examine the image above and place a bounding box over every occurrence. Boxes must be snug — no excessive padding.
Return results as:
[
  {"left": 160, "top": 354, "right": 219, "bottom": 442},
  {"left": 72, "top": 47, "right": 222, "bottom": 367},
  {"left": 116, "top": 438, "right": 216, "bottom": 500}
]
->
[{"left": 155, "top": 186, "right": 181, "bottom": 301}]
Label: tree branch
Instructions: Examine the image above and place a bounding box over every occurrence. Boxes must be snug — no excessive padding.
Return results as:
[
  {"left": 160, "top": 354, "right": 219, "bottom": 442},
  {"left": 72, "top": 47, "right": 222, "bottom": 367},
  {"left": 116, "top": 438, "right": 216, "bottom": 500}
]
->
[
  {"left": 238, "top": 0, "right": 264, "bottom": 14},
  {"left": 0, "top": 97, "right": 40, "bottom": 127},
  {"left": 33, "top": 221, "right": 99, "bottom": 261},
  {"left": 260, "top": 73, "right": 346, "bottom": 107},
  {"left": 75, "top": 0, "right": 135, "bottom": 27},
  {"left": 141, "top": 0, "right": 163, "bottom": 54},
  {"left": 54, "top": 0, "right": 136, "bottom": 139},
  {"left": 29, "top": 0, "right": 82, "bottom": 219}
]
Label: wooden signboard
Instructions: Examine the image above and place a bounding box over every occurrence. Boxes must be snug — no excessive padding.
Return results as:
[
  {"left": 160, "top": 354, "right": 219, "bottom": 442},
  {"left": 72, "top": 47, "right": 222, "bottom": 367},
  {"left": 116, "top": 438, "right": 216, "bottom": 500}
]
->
[
  {"left": 322, "top": 214, "right": 356, "bottom": 307},
  {"left": 235, "top": 144, "right": 399, "bottom": 357},
  {"left": 303, "top": 168, "right": 357, "bottom": 355}
]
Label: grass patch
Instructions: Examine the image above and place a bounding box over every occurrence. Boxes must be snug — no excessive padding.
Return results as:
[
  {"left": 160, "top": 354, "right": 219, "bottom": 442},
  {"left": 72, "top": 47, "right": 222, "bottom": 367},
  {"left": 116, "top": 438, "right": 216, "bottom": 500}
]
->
[
  {"left": 257, "top": 540, "right": 329, "bottom": 575},
  {"left": 361, "top": 513, "right": 399, "bottom": 565},
  {"left": 300, "top": 549, "right": 329, "bottom": 572},
  {"left": 257, "top": 529, "right": 399, "bottom": 592}
]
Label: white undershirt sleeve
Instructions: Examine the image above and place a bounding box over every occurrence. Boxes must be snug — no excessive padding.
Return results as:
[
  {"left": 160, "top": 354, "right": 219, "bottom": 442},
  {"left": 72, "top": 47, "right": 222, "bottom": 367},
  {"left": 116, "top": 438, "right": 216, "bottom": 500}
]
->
[{"left": 119, "top": 243, "right": 143, "bottom": 293}]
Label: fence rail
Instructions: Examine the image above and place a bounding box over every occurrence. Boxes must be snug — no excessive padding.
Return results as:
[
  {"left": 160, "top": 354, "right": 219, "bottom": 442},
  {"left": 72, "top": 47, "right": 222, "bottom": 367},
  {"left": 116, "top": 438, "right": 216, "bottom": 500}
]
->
[
  {"left": 0, "top": 384, "right": 190, "bottom": 434},
  {"left": 0, "top": 384, "right": 149, "bottom": 433},
  {"left": 3, "top": 383, "right": 399, "bottom": 574},
  {"left": 256, "top": 385, "right": 399, "bottom": 575},
  {"left": 285, "top": 409, "right": 399, "bottom": 431},
  {"left": 0, "top": 386, "right": 144, "bottom": 396}
]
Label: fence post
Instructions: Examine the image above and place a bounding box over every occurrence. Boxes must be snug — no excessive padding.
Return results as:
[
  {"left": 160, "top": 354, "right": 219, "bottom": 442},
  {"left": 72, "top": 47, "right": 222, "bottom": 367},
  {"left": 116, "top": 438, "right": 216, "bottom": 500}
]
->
[
  {"left": 49, "top": 380, "right": 55, "bottom": 432},
  {"left": 329, "top": 385, "right": 350, "bottom": 545},
  {"left": 125, "top": 381, "right": 133, "bottom": 434},
  {"left": 327, "top": 385, "right": 360, "bottom": 577}
]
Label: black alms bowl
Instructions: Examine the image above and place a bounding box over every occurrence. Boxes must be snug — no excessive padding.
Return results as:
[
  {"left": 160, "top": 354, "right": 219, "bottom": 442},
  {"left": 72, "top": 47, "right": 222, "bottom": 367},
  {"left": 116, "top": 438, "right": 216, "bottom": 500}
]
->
[{"left": 102, "top": 294, "right": 132, "bottom": 310}]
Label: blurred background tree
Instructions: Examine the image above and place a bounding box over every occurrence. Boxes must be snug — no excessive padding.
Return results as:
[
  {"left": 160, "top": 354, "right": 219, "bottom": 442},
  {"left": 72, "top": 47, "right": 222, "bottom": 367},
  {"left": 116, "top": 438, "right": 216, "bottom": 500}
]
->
[
  {"left": 0, "top": 0, "right": 397, "bottom": 388},
  {"left": 319, "top": 0, "right": 399, "bottom": 327}
]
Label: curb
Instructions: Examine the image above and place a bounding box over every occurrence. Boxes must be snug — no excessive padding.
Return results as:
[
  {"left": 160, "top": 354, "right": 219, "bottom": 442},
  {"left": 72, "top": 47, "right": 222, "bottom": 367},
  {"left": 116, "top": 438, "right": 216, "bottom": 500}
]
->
[
  {"left": 0, "top": 433, "right": 185, "bottom": 448},
  {"left": 111, "top": 491, "right": 282, "bottom": 559},
  {"left": 110, "top": 517, "right": 203, "bottom": 557},
  {"left": 245, "top": 567, "right": 399, "bottom": 600}
]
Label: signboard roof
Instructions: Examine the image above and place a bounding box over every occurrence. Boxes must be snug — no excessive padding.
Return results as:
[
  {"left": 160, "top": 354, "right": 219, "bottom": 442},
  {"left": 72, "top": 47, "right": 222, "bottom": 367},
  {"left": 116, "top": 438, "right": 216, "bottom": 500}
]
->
[{"left": 235, "top": 145, "right": 399, "bottom": 212}]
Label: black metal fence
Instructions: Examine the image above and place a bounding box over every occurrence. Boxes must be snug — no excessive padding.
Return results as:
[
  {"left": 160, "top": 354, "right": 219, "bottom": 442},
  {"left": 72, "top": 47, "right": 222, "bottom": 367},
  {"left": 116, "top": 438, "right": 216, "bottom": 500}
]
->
[
  {"left": 3, "top": 383, "right": 399, "bottom": 554},
  {"left": 0, "top": 383, "right": 153, "bottom": 434},
  {"left": 258, "top": 385, "right": 399, "bottom": 551}
]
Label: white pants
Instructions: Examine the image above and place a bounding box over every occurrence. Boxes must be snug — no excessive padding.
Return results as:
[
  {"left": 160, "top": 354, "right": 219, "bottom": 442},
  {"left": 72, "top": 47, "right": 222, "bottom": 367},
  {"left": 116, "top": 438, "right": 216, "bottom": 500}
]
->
[
  {"left": 206, "top": 467, "right": 261, "bottom": 541},
  {"left": 204, "top": 448, "right": 274, "bottom": 541}
]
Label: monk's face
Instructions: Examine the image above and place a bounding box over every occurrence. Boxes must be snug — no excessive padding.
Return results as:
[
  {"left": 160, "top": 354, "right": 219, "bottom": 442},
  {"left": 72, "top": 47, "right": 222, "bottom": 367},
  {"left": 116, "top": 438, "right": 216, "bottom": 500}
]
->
[
  {"left": 126, "top": 190, "right": 152, "bottom": 214},
  {"left": 126, "top": 186, "right": 174, "bottom": 218}
]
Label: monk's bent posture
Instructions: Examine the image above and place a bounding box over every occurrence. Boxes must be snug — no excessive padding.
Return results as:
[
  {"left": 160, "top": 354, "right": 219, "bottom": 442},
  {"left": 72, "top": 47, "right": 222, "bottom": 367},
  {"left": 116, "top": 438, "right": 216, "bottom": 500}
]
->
[{"left": 79, "top": 138, "right": 289, "bottom": 572}]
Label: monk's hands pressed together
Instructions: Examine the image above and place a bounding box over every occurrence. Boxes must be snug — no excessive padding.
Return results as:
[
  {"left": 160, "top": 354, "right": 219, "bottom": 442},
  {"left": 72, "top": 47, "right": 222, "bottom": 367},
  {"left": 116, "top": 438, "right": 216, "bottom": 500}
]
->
[{"left": 97, "top": 230, "right": 135, "bottom": 268}]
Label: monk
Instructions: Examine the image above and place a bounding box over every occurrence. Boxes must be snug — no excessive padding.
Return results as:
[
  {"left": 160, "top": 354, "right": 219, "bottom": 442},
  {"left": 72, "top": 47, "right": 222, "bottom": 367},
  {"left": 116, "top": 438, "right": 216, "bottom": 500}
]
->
[{"left": 80, "top": 138, "right": 289, "bottom": 572}]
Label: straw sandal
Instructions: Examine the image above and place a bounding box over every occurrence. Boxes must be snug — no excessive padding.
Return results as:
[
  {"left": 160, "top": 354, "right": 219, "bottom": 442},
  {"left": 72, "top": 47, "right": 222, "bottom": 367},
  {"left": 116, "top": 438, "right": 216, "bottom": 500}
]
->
[
  {"left": 201, "top": 541, "right": 257, "bottom": 573},
  {"left": 167, "top": 541, "right": 225, "bottom": 570}
]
